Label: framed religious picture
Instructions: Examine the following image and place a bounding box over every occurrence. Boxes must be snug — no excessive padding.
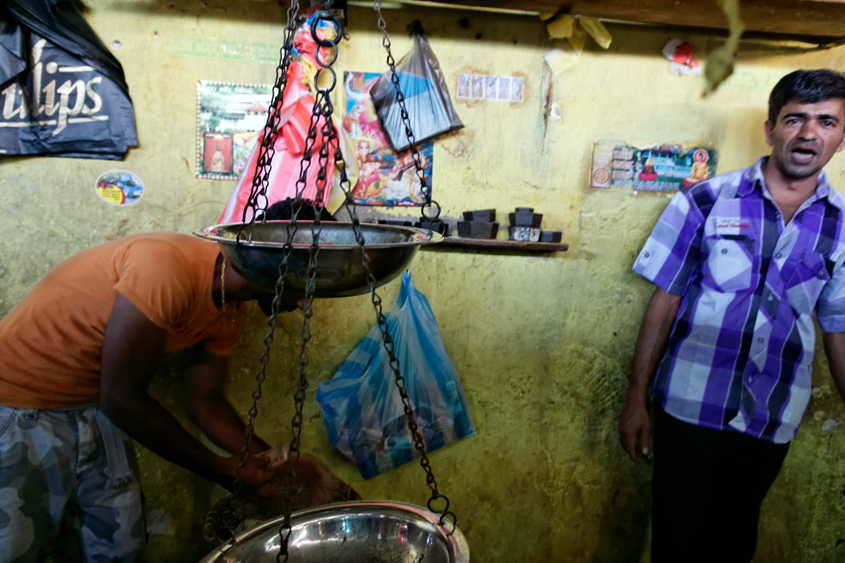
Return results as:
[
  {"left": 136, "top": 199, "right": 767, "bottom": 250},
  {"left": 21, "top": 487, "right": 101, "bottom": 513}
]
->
[
  {"left": 203, "top": 133, "right": 233, "bottom": 175},
  {"left": 196, "top": 81, "right": 272, "bottom": 180},
  {"left": 343, "top": 71, "right": 434, "bottom": 206}
]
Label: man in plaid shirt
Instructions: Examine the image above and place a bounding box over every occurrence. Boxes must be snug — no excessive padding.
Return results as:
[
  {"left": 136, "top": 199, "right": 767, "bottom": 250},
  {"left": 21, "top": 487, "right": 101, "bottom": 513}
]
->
[{"left": 619, "top": 69, "right": 845, "bottom": 562}]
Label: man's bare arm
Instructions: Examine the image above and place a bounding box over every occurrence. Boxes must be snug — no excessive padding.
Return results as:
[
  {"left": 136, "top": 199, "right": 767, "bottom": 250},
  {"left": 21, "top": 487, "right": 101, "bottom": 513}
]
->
[
  {"left": 618, "top": 287, "right": 682, "bottom": 461},
  {"left": 823, "top": 332, "right": 845, "bottom": 405},
  {"left": 99, "top": 293, "right": 273, "bottom": 490},
  {"left": 188, "top": 348, "right": 270, "bottom": 455}
]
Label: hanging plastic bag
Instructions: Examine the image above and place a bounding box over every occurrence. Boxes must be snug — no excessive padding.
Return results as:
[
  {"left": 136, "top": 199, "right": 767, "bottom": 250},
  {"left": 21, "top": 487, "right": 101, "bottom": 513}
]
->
[
  {"left": 1, "top": 0, "right": 137, "bottom": 159},
  {"left": 369, "top": 21, "right": 464, "bottom": 153},
  {"left": 316, "top": 271, "right": 476, "bottom": 479}
]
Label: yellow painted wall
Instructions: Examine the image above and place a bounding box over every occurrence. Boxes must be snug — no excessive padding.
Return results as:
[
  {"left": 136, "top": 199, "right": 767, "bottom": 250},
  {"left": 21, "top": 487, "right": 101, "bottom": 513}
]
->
[{"left": 4, "top": 1, "right": 845, "bottom": 561}]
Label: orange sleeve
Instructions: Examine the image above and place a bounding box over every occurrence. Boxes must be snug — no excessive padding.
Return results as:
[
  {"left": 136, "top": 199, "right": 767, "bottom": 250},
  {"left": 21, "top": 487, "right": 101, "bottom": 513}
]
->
[{"left": 113, "top": 240, "right": 196, "bottom": 329}]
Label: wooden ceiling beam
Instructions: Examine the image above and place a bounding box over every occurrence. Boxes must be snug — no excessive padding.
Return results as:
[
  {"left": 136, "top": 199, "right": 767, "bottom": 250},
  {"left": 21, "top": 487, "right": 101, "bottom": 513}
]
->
[{"left": 421, "top": 0, "right": 845, "bottom": 41}]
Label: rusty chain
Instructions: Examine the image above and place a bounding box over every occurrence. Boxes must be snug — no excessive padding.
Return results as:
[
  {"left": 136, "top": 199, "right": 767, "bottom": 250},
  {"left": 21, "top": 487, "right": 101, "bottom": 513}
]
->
[
  {"left": 221, "top": 3, "right": 456, "bottom": 556},
  {"left": 372, "top": 0, "right": 441, "bottom": 223},
  {"left": 276, "top": 9, "right": 341, "bottom": 562}
]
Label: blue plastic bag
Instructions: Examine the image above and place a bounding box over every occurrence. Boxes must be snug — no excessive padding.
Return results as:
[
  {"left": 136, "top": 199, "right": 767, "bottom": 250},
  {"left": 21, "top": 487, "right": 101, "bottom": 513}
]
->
[{"left": 316, "top": 270, "right": 475, "bottom": 479}]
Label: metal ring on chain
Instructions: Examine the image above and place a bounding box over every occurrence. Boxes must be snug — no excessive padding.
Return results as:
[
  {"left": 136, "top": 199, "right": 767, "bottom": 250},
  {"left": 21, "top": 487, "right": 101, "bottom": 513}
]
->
[
  {"left": 427, "top": 493, "right": 450, "bottom": 515},
  {"left": 310, "top": 12, "right": 341, "bottom": 49},
  {"left": 438, "top": 511, "right": 458, "bottom": 536},
  {"left": 315, "top": 41, "right": 339, "bottom": 68},
  {"left": 314, "top": 67, "right": 338, "bottom": 95},
  {"left": 421, "top": 200, "right": 441, "bottom": 221}
]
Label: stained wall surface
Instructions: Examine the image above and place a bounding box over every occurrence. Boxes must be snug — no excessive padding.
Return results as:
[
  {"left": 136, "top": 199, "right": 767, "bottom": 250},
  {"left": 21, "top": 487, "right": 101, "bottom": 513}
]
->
[{"left": 3, "top": 1, "right": 845, "bottom": 561}]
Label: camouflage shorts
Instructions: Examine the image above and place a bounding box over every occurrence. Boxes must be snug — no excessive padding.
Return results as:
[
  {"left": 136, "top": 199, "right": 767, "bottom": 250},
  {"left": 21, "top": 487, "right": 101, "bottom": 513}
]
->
[{"left": 0, "top": 405, "right": 147, "bottom": 563}]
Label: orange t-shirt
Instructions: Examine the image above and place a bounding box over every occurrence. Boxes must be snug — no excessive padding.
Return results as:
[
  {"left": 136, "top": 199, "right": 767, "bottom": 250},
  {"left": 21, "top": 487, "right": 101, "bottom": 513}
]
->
[{"left": 0, "top": 232, "right": 247, "bottom": 409}]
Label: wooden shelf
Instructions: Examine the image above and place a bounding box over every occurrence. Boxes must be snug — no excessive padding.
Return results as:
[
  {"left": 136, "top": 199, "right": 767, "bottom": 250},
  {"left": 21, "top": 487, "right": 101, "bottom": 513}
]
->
[
  {"left": 424, "top": 236, "right": 569, "bottom": 253},
  {"left": 421, "top": 0, "right": 845, "bottom": 42}
]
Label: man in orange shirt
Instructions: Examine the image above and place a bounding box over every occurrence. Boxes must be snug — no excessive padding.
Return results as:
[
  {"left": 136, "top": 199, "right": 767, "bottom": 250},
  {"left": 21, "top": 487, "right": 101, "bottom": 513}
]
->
[{"left": 0, "top": 222, "right": 311, "bottom": 561}]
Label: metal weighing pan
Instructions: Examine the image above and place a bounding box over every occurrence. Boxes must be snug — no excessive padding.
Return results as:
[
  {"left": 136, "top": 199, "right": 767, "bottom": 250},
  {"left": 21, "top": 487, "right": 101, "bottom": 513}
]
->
[
  {"left": 199, "top": 500, "right": 470, "bottom": 563},
  {"left": 194, "top": 222, "right": 442, "bottom": 298}
]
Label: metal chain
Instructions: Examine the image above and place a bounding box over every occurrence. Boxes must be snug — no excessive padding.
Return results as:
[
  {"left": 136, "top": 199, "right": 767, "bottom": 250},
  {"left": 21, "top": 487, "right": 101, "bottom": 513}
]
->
[
  {"left": 240, "top": 0, "right": 302, "bottom": 227},
  {"left": 221, "top": 4, "right": 456, "bottom": 555},
  {"left": 372, "top": 1, "right": 441, "bottom": 223},
  {"left": 326, "top": 4, "right": 456, "bottom": 524},
  {"left": 277, "top": 11, "right": 342, "bottom": 562},
  {"left": 331, "top": 135, "right": 456, "bottom": 532},
  {"left": 217, "top": 0, "right": 301, "bottom": 548}
]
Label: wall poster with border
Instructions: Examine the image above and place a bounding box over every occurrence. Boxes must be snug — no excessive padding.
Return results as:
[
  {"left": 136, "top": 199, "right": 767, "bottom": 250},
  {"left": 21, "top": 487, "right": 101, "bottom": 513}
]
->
[
  {"left": 590, "top": 139, "right": 718, "bottom": 193},
  {"left": 343, "top": 71, "right": 433, "bottom": 206},
  {"left": 196, "top": 81, "right": 272, "bottom": 180}
]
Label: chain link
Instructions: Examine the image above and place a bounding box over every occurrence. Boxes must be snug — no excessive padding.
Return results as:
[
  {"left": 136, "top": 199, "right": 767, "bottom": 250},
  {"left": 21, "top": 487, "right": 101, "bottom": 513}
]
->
[
  {"left": 276, "top": 12, "right": 342, "bottom": 562},
  {"left": 372, "top": 2, "right": 441, "bottom": 223},
  {"left": 222, "top": 4, "right": 455, "bottom": 555},
  {"left": 366, "top": 0, "right": 454, "bottom": 527},
  {"left": 240, "top": 0, "right": 302, "bottom": 226},
  {"left": 218, "top": 1, "right": 303, "bottom": 548}
]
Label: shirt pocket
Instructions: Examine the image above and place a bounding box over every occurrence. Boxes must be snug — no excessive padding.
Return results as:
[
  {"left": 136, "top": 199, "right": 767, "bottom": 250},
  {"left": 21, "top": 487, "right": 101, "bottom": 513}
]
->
[
  {"left": 704, "top": 235, "right": 758, "bottom": 293},
  {"left": 785, "top": 251, "right": 831, "bottom": 315}
]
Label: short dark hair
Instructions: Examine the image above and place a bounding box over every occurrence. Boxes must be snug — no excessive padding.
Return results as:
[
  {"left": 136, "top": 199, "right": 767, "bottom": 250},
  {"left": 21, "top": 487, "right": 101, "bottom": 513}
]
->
[
  {"left": 768, "top": 69, "right": 845, "bottom": 124},
  {"left": 259, "top": 197, "right": 335, "bottom": 221}
]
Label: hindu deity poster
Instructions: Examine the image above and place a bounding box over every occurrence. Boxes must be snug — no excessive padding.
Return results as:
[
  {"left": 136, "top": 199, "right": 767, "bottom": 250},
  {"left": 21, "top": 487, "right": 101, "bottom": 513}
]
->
[
  {"left": 196, "top": 81, "right": 272, "bottom": 180},
  {"left": 590, "top": 140, "right": 718, "bottom": 193},
  {"left": 343, "top": 71, "right": 433, "bottom": 206}
]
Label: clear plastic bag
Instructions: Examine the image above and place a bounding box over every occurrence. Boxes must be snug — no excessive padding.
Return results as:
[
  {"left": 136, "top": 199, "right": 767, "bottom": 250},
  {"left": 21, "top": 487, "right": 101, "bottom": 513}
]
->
[
  {"left": 369, "top": 21, "right": 464, "bottom": 152},
  {"left": 316, "top": 271, "right": 476, "bottom": 479}
]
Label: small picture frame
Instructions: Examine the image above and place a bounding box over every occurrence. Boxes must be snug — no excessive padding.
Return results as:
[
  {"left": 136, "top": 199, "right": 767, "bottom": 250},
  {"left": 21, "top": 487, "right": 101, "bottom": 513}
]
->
[
  {"left": 497, "top": 77, "right": 511, "bottom": 101},
  {"left": 471, "top": 75, "right": 484, "bottom": 99},
  {"left": 203, "top": 133, "right": 234, "bottom": 175},
  {"left": 510, "top": 77, "right": 524, "bottom": 102},
  {"left": 457, "top": 74, "right": 471, "bottom": 99},
  {"left": 484, "top": 76, "right": 497, "bottom": 99},
  {"left": 195, "top": 81, "right": 272, "bottom": 181}
]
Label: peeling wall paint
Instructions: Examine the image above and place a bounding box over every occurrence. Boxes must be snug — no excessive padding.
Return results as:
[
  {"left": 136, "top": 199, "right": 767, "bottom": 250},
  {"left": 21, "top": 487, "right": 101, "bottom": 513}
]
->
[{"left": 5, "top": 1, "right": 845, "bottom": 561}]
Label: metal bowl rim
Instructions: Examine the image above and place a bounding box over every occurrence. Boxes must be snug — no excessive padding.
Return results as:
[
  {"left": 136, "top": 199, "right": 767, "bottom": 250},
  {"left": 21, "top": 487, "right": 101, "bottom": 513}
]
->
[
  {"left": 194, "top": 222, "right": 444, "bottom": 250},
  {"left": 202, "top": 500, "right": 470, "bottom": 563}
]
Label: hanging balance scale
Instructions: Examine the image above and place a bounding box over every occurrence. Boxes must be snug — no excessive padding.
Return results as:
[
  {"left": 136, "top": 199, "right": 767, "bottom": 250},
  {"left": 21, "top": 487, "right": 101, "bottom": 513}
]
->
[{"left": 195, "top": 1, "right": 469, "bottom": 561}]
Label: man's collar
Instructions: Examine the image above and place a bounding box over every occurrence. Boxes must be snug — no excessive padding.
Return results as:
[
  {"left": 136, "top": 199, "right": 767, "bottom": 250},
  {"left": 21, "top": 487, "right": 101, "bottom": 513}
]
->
[{"left": 738, "top": 156, "right": 836, "bottom": 205}]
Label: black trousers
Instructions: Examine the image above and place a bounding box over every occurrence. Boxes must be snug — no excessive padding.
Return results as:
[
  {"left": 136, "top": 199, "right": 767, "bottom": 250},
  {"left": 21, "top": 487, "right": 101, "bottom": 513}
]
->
[{"left": 651, "top": 407, "right": 790, "bottom": 563}]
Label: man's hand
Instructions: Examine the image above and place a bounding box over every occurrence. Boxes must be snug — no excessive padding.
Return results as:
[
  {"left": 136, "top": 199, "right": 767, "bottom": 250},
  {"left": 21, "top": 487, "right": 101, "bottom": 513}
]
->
[
  {"left": 618, "top": 287, "right": 682, "bottom": 462},
  {"left": 618, "top": 391, "right": 651, "bottom": 461},
  {"left": 215, "top": 452, "right": 277, "bottom": 495}
]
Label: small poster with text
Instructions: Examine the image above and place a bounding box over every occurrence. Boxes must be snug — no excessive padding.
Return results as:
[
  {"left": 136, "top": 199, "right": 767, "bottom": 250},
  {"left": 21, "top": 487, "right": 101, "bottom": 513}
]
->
[{"left": 590, "top": 140, "right": 718, "bottom": 193}]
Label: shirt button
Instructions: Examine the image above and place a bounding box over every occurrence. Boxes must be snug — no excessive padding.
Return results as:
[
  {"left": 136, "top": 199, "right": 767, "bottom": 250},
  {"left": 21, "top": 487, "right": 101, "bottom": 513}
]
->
[
  {"left": 721, "top": 248, "right": 728, "bottom": 254},
  {"left": 758, "top": 337, "right": 764, "bottom": 343},
  {"left": 644, "top": 252, "right": 650, "bottom": 258},
  {"left": 776, "top": 253, "right": 782, "bottom": 259},
  {"left": 775, "top": 212, "right": 781, "bottom": 219},
  {"left": 767, "top": 294, "right": 774, "bottom": 301},
  {"left": 748, "top": 377, "right": 754, "bottom": 383},
  {"left": 820, "top": 269, "right": 826, "bottom": 276}
]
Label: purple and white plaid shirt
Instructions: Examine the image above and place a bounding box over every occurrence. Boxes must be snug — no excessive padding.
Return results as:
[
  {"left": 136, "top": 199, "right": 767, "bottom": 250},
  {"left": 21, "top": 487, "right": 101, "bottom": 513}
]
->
[{"left": 633, "top": 157, "right": 845, "bottom": 443}]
